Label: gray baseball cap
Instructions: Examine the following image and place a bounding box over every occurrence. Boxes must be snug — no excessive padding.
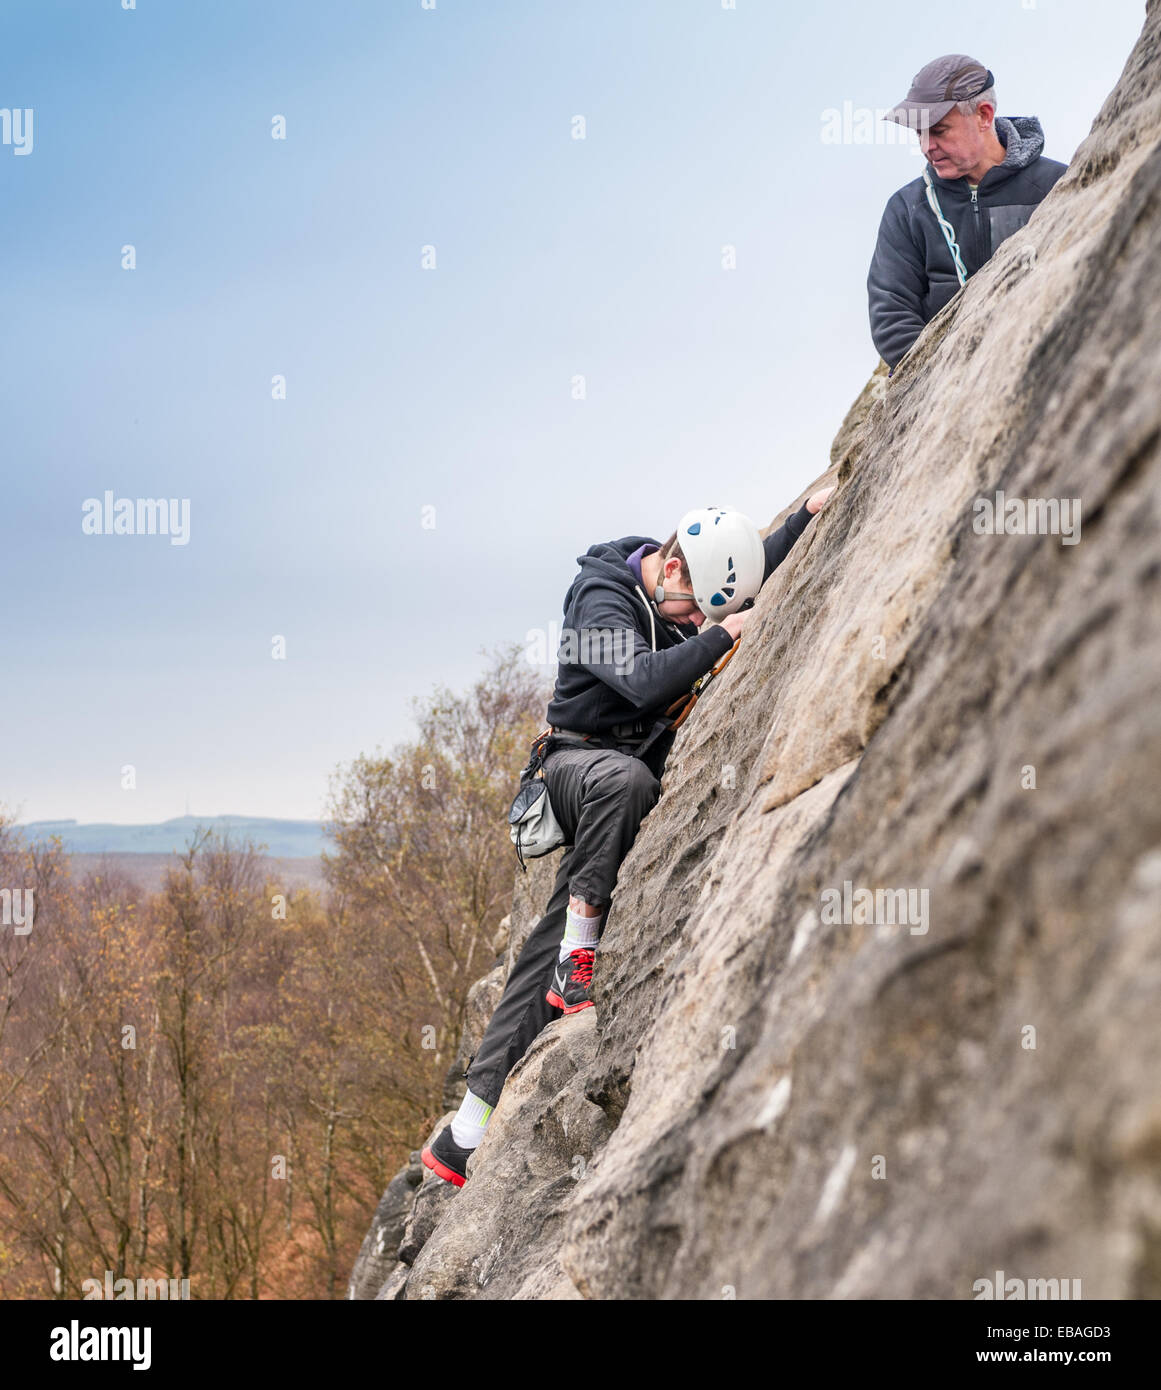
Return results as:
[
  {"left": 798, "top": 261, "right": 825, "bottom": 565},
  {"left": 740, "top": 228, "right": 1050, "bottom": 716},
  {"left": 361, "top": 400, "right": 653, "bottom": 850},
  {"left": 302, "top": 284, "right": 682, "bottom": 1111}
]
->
[{"left": 884, "top": 54, "right": 995, "bottom": 130}]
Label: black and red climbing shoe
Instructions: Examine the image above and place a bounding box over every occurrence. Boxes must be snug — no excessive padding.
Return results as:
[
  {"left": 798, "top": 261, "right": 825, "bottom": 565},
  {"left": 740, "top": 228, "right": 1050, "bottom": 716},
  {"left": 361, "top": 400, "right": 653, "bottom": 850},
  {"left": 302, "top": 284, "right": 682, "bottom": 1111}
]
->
[
  {"left": 421, "top": 1126, "right": 472, "bottom": 1188},
  {"left": 546, "top": 947, "right": 596, "bottom": 1014}
]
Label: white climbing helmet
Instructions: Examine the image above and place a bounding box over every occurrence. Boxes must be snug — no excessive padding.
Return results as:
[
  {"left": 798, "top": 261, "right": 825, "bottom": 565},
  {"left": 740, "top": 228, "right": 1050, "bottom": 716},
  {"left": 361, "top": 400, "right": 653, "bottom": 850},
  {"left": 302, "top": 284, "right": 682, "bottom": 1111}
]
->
[{"left": 675, "top": 506, "right": 765, "bottom": 619}]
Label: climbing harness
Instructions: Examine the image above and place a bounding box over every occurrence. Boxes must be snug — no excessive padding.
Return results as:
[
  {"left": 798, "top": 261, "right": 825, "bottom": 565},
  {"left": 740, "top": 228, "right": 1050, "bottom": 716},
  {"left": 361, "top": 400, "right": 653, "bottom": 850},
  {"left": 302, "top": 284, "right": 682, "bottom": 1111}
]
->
[{"left": 923, "top": 166, "right": 969, "bottom": 288}]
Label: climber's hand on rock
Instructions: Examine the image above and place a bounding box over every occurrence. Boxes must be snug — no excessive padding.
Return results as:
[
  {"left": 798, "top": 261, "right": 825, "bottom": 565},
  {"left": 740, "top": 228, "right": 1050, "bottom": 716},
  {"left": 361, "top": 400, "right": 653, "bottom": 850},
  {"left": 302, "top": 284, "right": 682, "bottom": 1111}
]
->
[
  {"left": 720, "top": 610, "right": 749, "bottom": 642},
  {"left": 806, "top": 487, "right": 835, "bottom": 514}
]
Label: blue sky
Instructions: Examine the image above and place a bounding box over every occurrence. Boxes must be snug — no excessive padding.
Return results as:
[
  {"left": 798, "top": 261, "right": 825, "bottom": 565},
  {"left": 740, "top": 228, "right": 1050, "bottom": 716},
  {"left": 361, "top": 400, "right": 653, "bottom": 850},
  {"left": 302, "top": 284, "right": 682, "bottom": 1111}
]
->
[{"left": 1, "top": 0, "right": 1145, "bottom": 825}]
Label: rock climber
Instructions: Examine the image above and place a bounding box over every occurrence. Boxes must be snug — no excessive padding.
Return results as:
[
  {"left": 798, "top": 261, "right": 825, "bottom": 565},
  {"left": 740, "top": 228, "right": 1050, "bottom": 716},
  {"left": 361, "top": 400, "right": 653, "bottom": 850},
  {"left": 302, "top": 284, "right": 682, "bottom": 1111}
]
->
[
  {"left": 868, "top": 54, "right": 1067, "bottom": 370},
  {"left": 422, "top": 485, "right": 835, "bottom": 1186}
]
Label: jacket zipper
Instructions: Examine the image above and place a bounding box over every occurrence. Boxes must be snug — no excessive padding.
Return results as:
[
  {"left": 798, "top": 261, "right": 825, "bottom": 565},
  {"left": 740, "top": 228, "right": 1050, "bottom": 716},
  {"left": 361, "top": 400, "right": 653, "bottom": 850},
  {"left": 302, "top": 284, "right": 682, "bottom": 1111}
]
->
[{"left": 971, "top": 185, "right": 984, "bottom": 265}]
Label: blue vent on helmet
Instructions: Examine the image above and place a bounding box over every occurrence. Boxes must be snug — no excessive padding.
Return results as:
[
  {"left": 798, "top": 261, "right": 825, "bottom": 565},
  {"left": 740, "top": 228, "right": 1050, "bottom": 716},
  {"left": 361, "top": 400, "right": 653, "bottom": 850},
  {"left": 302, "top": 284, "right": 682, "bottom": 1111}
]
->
[
  {"left": 710, "top": 592, "right": 728, "bottom": 606},
  {"left": 687, "top": 522, "right": 701, "bottom": 536}
]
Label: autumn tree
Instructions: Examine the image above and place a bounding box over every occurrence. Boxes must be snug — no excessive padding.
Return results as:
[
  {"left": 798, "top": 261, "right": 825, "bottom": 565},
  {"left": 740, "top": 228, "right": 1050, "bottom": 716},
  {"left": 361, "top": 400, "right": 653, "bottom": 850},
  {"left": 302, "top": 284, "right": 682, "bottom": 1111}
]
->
[{"left": 324, "top": 645, "right": 549, "bottom": 1122}]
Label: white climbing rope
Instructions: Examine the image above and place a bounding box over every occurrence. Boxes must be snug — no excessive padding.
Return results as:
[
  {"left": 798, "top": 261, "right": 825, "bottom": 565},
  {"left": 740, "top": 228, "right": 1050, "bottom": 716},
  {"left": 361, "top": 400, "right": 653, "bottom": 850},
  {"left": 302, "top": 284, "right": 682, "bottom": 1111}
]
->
[{"left": 923, "top": 166, "right": 969, "bottom": 289}]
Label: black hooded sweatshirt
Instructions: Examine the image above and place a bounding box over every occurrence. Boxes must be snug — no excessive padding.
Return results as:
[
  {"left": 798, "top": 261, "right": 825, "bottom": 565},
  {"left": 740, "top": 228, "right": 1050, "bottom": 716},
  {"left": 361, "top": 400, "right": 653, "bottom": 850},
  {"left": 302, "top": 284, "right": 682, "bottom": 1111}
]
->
[{"left": 544, "top": 502, "right": 814, "bottom": 743}]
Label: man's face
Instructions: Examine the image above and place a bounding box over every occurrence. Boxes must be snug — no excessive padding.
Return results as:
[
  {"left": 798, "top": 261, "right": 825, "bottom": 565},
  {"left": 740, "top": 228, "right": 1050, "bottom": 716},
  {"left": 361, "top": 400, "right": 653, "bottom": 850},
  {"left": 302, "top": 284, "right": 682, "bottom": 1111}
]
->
[
  {"left": 657, "top": 558, "right": 706, "bottom": 627},
  {"left": 918, "top": 103, "right": 994, "bottom": 178}
]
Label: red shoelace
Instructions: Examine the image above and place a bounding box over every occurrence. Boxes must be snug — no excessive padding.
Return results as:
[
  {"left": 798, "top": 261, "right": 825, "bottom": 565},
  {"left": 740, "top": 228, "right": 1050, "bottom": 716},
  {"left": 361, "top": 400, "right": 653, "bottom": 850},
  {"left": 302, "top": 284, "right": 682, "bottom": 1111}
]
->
[{"left": 569, "top": 948, "right": 595, "bottom": 987}]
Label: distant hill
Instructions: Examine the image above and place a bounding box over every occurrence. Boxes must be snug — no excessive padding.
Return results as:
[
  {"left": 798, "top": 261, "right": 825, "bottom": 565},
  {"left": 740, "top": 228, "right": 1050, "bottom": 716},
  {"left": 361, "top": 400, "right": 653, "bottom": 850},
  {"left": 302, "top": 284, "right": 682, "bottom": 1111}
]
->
[
  {"left": 20, "top": 815, "right": 328, "bottom": 859},
  {"left": 64, "top": 852, "right": 327, "bottom": 899}
]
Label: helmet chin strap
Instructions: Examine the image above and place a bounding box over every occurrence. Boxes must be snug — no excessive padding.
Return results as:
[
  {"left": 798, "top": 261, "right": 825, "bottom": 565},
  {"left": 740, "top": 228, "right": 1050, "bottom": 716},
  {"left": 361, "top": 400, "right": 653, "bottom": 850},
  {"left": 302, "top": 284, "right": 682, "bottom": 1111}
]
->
[{"left": 650, "top": 554, "right": 696, "bottom": 606}]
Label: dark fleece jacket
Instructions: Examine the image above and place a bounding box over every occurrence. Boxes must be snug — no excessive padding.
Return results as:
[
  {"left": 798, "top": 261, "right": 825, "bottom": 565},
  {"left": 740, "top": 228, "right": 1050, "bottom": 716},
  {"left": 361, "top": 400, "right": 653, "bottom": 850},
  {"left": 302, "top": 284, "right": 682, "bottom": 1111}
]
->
[
  {"left": 545, "top": 502, "right": 813, "bottom": 739},
  {"left": 867, "top": 115, "right": 1067, "bottom": 368}
]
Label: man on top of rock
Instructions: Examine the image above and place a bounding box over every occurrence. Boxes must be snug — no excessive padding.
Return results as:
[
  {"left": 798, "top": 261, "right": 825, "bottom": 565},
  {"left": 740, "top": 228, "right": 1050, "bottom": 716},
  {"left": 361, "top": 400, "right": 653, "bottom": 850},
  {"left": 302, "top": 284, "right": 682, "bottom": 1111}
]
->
[
  {"left": 867, "top": 54, "right": 1067, "bottom": 370},
  {"left": 421, "top": 485, "right": 834, "bottom": 1188}
]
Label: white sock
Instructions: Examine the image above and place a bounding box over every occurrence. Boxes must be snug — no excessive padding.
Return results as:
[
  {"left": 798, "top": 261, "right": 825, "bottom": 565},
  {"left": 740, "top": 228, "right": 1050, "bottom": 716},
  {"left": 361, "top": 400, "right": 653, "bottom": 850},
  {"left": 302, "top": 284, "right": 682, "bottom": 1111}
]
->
[
  {"left": 558, "top": 905, "right": 603, "bottom": 963},
  {"left": 450, "top": 1089, "right": 493, "bottom": 1150}
]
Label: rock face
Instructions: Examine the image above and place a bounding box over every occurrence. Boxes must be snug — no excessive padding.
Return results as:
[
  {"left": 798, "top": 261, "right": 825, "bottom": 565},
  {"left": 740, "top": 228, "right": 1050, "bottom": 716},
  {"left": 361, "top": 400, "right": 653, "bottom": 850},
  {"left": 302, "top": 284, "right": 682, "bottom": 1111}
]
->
[
  {"left": 346, "top": 1153, "right": 423, "bottom": 1301},
  {"left": 353, "top": 4, "right": 1161, "bottom": 1301}
]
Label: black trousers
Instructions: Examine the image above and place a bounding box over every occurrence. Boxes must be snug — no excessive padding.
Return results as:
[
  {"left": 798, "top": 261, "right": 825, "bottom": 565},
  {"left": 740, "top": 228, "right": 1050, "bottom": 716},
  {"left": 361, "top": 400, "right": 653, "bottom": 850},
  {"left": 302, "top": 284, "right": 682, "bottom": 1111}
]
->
[{"left": 464, "top": 743, "right": 662, "bottom": 1108}]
